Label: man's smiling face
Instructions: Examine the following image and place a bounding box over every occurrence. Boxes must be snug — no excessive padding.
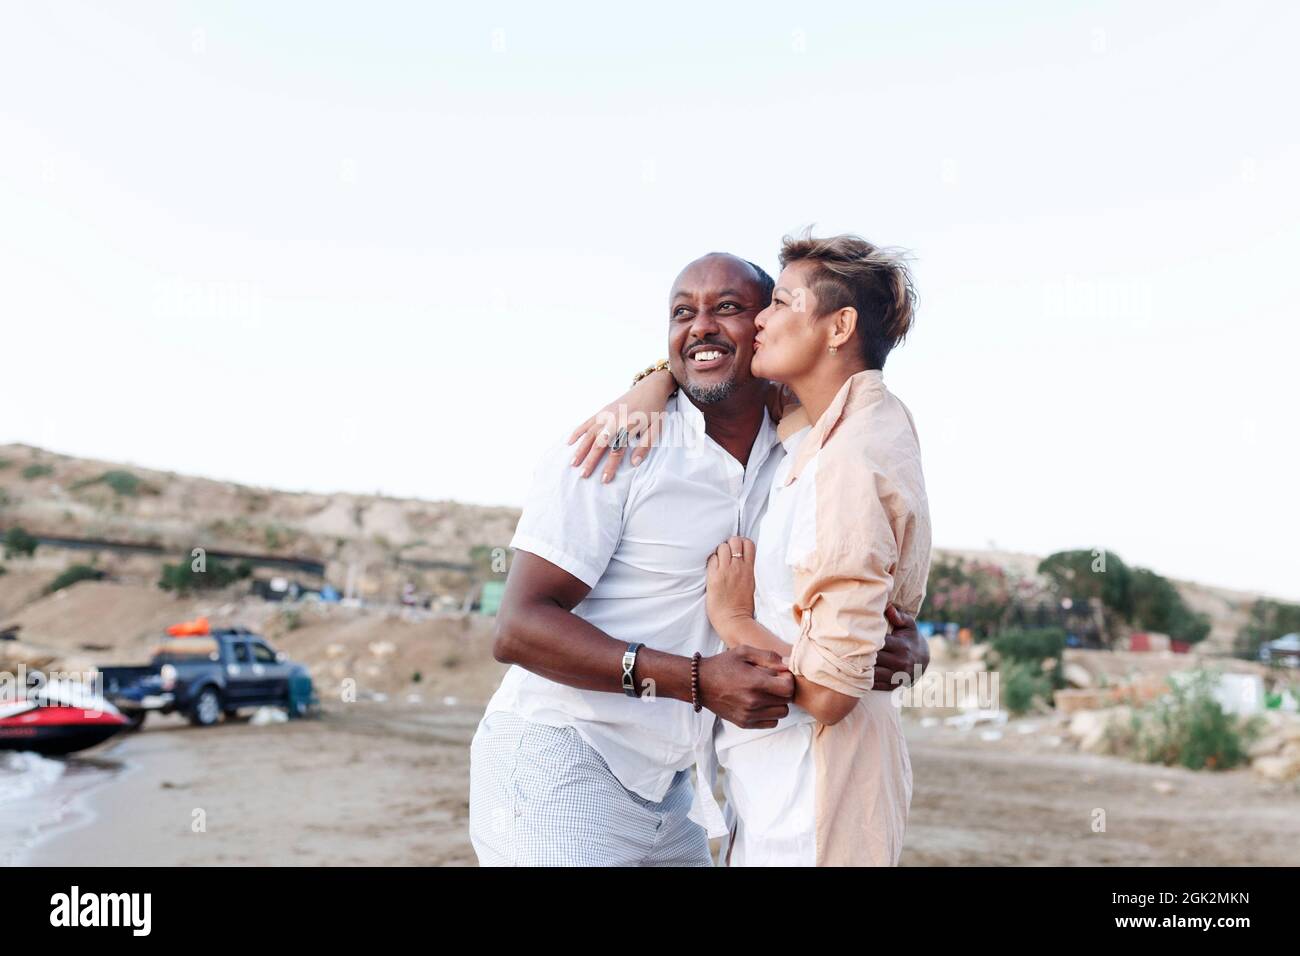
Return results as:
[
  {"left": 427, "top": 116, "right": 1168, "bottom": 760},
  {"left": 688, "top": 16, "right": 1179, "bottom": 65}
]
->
[{"left": 667, "top": 254, "right": 768, "bottom": 405}]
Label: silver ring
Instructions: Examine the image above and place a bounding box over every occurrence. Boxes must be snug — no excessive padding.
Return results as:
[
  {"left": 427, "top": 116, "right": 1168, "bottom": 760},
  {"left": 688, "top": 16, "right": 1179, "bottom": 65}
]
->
[
  {"left": 731, "top": 552, "right": 743, "bottom": 559},
  {"left": 610, "top": 427, "right": 629, "bottom": 451}
]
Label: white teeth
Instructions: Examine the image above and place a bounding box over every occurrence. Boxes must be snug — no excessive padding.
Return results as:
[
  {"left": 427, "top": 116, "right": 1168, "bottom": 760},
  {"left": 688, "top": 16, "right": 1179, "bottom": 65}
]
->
[{"left": 693, "top": 350, "right": 722, "bottom": 361}]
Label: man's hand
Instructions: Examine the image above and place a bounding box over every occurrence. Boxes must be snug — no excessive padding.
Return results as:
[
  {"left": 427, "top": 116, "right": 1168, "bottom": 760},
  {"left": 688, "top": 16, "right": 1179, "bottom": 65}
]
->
[
  {"left": 873, "top": 605, "right": 930, "bottom": 691},
  {"left": 698, "top": 644, "right": 794, "bottom": 729}
]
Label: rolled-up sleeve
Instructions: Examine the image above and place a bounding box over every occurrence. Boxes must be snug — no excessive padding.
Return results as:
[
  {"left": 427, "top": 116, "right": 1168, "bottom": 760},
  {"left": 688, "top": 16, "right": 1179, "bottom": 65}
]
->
[{"left": 787, "top": 462, "right": 900, "bottom": 698}]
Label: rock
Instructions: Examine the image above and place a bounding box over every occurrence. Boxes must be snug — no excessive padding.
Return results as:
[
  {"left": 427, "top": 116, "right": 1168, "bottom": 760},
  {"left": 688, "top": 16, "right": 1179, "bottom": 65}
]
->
[
  {"left": 1152, "top": 780, "right": 1176, "bottom": 795},
  {"left": 1063, "top": 662, "right": 1093, "bottom": 689},
  {"left": 1069, "top": 706, "right": 1132, "bottom": 754},
  {"left": 1248, "top": 734, "right": 1287, "bottom": 759},
  {"left": 1067, "top": 709, "right": 1103, "bottom": 738},
  {"left": 325, "top": 643, "right": 346, "bottom": 659},
  {"left": 367, "top": 641, "right": 396, "bottom": 658},
  {"left": 1252, "top": 750, "right": 1300, "bottom": 781}
]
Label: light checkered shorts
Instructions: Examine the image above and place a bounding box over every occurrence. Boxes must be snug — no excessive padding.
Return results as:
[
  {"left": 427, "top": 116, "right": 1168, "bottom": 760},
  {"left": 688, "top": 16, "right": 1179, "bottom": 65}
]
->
[{"left": 469, "top": 710, "right": 712, "bottom": 867}]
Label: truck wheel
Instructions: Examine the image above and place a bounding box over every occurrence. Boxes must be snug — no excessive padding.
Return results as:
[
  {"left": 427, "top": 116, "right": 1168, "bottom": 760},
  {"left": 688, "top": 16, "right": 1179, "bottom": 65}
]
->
[
  {"left": 190, "top": 688, "right": 222, "bottom": 727},
  {"left": 124, "top": 711, "right": 147, "bottom": 732}
]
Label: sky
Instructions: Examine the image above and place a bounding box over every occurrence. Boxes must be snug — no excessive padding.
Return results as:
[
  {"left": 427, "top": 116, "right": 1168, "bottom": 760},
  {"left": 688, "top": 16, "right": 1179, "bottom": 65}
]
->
[{"left": 1, "top": 1, "right": 1297, "bottom": 599}]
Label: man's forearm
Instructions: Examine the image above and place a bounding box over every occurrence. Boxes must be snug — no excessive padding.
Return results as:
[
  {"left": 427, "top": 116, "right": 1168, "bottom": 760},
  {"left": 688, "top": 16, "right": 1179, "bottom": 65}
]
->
[{"left": 495, "top": 600, "right": 694, "bottom": 702}]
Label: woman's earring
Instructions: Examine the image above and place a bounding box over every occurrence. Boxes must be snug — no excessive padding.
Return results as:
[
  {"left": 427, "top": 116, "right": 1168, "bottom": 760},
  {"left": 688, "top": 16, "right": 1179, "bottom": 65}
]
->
[{"left": 828, "top": 345, "right": 838, "bottom": 354}]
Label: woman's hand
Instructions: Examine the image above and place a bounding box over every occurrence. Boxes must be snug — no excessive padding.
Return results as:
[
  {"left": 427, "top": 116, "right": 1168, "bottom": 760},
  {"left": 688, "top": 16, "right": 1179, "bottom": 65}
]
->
[
  {"left": 567, "top": 368, "right": 676, "bottom": 483},
  {"left": 706, "top": 536, "right": 757, "bottom": 647}
]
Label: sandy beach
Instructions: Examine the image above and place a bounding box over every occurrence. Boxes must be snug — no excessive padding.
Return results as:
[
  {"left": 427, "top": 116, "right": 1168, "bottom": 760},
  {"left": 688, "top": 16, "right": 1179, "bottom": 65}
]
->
[
  {"left": 27, "top": 703, "right": 481, "bottom": 867},
  {"left": 13, "top": 705, "right": 1299, "bottom": 867}
]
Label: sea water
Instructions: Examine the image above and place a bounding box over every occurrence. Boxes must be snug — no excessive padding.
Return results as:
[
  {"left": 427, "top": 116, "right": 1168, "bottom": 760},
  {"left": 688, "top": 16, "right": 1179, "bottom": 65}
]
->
[{"left": 0, "top": 751, "right": 120, "bottom": 865}]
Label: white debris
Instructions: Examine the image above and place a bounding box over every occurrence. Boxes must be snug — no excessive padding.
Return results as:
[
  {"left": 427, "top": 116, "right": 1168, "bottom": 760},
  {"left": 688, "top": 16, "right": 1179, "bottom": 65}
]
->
[{"left": 250, "top": 706, "right": 289, "bottom": 725}]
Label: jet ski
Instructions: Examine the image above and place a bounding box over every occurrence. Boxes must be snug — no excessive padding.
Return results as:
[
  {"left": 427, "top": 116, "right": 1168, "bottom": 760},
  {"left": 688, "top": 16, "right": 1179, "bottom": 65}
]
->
[{"left": 0, "top": 681, "right": 128, "bottom": 756}]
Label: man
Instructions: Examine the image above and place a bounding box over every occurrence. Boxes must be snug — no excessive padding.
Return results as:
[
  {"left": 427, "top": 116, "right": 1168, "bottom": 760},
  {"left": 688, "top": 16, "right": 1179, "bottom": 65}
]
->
[{"left": 468, "top": 253, "right": 928, "bottom": 866}]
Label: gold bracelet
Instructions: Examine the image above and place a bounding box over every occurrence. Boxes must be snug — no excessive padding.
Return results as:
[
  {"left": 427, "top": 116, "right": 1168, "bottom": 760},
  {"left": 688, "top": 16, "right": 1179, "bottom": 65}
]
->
[{"left": 632, "top": 359, "right": 671, "bottom": 386}]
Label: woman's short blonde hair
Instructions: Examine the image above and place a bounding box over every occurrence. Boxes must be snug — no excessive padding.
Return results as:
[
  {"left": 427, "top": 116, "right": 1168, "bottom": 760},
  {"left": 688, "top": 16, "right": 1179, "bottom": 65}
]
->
[{"left": 778, "top": 230, "right": 915, "bottom": 369}]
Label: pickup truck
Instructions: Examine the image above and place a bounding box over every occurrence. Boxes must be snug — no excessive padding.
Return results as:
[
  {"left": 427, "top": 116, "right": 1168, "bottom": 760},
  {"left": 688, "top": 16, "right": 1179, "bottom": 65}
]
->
[{"left": 98, "top": 628, "right": 316, "bottom": 729}]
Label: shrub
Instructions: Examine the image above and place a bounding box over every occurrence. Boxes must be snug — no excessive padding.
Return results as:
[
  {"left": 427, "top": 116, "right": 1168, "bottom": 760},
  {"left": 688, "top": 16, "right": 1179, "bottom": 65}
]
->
[
  {"left": 0, "top": 457, "right": 12, "bottom": 470},
  {"left": 1002, "top": 659, "right": 1052, "bottom": 715},
  {"left": 925, "top": 557, "right": 1013, "bottom": 638},
  {"left": 158, "top": 557, "right": 252, "bottom": 595},
  {"left": 992, "top": 627, "right": 1066, "bottom": 689},
  {"left": 71, "top": 469, "right": 152, "bottom": 497},
  {"left": 21, "top": 464, "right": 53, "bottom": 480},
  {"left": 1128, "top": 670, "right": 1261, "bottom": 771},
  {"left": 45, "top": 564, "right": 105, "bottom": 594},
  {"left": 3, "top": 526, "right": 37, "bottom": 559}
]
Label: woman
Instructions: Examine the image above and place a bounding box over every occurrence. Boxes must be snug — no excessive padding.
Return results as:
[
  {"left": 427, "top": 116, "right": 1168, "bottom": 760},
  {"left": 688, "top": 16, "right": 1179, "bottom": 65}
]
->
[{"left": 570, "top": 232, "right": 931, "bottom": 866}]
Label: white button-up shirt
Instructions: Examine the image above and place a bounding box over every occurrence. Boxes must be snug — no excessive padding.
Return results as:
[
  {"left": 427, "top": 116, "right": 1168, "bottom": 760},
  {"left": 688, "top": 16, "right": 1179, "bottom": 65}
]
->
[{"left": 484, "top": 391, "right": 784, "bottom": 803}]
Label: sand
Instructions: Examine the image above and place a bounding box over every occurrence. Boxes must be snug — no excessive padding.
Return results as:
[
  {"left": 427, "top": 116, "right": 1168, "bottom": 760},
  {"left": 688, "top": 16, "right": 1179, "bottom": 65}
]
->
[
  {"left": 32, "top": 702, "right": 480, "bottom": 867},
  {"left": 24, "top": 706, "right": 1300, "bottom": 867}
]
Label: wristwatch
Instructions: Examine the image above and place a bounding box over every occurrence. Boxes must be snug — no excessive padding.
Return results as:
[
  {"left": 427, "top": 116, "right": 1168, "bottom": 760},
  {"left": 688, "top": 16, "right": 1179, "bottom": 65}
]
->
[{"left": 621, "top": 642, "right": 645, "bottom": 697}]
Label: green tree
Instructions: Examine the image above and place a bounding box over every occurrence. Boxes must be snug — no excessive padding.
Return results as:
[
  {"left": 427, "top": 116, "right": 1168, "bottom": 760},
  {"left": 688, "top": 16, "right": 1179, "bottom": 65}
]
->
[
  {"left": 1129, "top": 567, "right": 1211, "bottom": 644},
  {"left": 1038, "top": 549, "right": 1132, "bottom": 617}
]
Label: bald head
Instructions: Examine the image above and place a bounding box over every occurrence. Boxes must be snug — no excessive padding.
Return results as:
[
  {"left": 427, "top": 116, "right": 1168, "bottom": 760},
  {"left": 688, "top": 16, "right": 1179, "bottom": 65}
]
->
[{"left": 671, "top": 253, "right": 774, "bottom": 307}]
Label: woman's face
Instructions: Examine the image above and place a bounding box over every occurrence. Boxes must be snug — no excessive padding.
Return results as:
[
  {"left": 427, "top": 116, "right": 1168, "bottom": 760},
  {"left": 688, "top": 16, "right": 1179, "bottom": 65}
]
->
[{"left": 751, "top": 262, "right": 828, "bottom": 384}]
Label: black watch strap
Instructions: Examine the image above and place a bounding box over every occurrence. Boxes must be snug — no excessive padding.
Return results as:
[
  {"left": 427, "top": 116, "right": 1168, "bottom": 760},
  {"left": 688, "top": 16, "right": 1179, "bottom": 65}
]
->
[{"left": 621, "top": 642, "right": 644, "bottom": 697}]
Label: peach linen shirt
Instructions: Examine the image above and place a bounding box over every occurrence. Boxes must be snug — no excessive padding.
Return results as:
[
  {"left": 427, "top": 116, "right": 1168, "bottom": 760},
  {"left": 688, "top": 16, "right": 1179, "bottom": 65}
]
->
[{"left": 779, "top": 368, "right": 931, "bottom": 865}]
